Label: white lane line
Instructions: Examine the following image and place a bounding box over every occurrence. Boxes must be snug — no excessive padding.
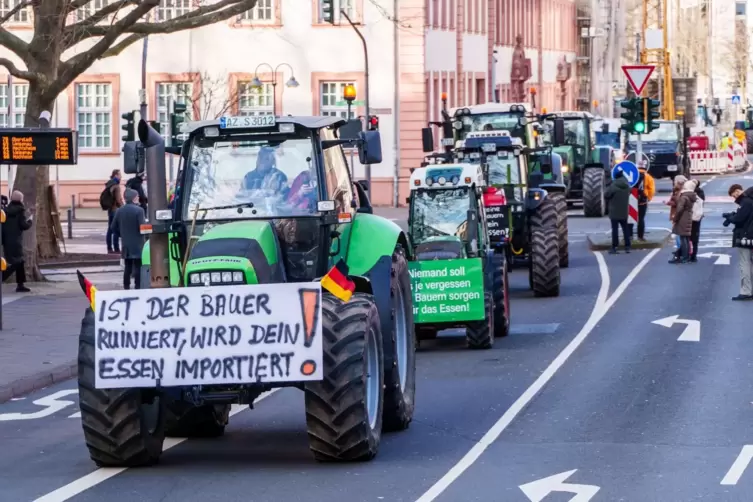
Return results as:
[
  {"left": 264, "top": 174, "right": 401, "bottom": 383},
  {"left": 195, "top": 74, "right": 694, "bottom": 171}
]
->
[
  {"left": 414, "top": 248, "right": 661, "bottom": 502},
  {"left": 721, "top": 445, "right": 753, "bottom": 485},
  {"left": 33, "top": 389, "right": 281, "bottom": 502}
]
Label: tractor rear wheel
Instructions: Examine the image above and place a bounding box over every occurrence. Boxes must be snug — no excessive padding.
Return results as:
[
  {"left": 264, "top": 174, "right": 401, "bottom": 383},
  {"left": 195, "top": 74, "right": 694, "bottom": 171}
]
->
[
  {"left": 491, "top": 253, "right": 510, "bottom": 337},
  {"left": 305, "top": 292, "right": 384, "bottom": 462},
  {"left": 78, "top": 309, "right": 166, "bottom": 467},
  {"left": 548, "top": 192, "right": 569, "bottom": 268},
  {"left": 529, "top": 229, "right": 560, "bottom": 297},
  {"left": 583, "top": 168, "right": 606, "bottom": 217},
  {"left": 165, "top": 402, "right": 230, "bottom": 438},
  {"left": 382, "top": 247, "right": 416, "bottom": 432},
  {"left": 466, "top": 293, "right": 494, "bottom": 349}
]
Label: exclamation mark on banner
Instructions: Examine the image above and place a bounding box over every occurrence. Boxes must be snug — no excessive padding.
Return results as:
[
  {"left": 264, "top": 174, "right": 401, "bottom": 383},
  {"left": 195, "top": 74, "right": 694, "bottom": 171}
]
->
[{"left": 298, "top": 288, "right": 321, "bottom": 376}]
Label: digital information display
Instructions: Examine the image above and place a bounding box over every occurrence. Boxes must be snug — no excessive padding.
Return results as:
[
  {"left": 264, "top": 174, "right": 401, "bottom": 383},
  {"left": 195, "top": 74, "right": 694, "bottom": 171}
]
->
[{"left": 0, "top": 129, "right": 77, "bottom": 165}]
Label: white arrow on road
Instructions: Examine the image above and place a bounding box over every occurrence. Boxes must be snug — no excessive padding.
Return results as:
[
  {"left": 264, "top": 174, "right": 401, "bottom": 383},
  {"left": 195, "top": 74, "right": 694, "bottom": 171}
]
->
[
  {"left": 652, "top": 315, "right": 701, "bottom": 342},
  {"left": 698, "top": 252, "right": 731, "bottom": 265},
  {"left": 519, "top": 469, "right": 600, "bottom": 502}
]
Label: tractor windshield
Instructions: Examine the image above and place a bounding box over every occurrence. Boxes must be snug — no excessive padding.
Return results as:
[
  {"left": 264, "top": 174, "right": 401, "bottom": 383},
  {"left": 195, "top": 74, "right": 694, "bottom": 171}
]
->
[
  {"left": 486, "top": 154, "right": 523, "bottom": 186},
  {"left": 184, "top": 133, "right": 318, "bottom": 220},
  {"left": 456, "top": 113, "right": 526, "bottom": 142},
  {"left": 628, "top": 122, "right": 679, "bottom": 143},
  {"left": 410, "top": 188, "right": 471, "bottom": 243}
]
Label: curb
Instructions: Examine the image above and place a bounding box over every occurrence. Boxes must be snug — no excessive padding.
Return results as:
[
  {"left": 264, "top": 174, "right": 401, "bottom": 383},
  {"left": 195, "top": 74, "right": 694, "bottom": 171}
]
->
[
  {"left": 0, "top": 360, "right": 77, "bottom": 404},
  {"left": 41, "top": 259, "right": 121, "bottom": 269}
]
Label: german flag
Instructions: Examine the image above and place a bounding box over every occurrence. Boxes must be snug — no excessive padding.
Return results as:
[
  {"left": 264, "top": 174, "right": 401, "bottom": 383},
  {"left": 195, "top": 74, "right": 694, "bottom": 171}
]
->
[
  {"left": 77, "top": 270, "right": 98, "bottom": 311},
  {"left": 321, "top": 259, "right": 355, "bottom": 302}
]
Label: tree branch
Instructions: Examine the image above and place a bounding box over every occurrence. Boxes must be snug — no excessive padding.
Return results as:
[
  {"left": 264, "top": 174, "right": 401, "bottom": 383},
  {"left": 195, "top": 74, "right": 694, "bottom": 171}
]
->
[
  {"left": 63, "top": 0, "right": 139, "bottom": 49},
  {"left": 0, "top": 0, "right": 30, "bottom": 24},
  {"left": 0, "top": 27, "right": 31, "bottom": 61},
  {"left": 100, "top": 32, "right": 145, "bottom": 58},
  {"left": 0, "top": 57, "right": 39, "bottom": 81},
  {"left": 67, "top": 0, "right": 97, "bottom": 13}
]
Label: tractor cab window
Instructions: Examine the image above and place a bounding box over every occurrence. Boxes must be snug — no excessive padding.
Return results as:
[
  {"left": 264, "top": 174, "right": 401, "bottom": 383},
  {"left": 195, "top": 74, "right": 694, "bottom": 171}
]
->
[
  {"left": 410, "top": 188, "right": 471, "bottom": 244},
  {"left": 628, "top": 122, "right": 679, "bottom": 143},
  {"left": 486, "top": 153, "right": 525, "bottom": 202},
  {"left": 320, "top": 127, "right": 354, "bottom": 213},
  {"left": 184, "top": 133, "right": 318, "bottom": 221},
  {"left": 456, "top": 112, "right": 527, "bottom": 142}
]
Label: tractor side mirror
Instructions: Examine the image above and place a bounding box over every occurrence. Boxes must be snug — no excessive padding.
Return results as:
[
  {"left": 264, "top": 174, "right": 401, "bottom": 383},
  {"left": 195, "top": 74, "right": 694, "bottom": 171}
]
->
[
  {"left": 358, "top": 130, "right": 383, "bottom": 164},
  {"left": 539, "top": 156, "right": 553, "bottom": 174},
  {"left": 422, "top": 127, "right": 434, "bottom": 152},
  {"left": 356, "top": 179, "right": 369, "bottom": 192},
  {"left": 442, "top": 121, "right": 453, "bottom": 142},
  {"left": 601, "top": 123, "right": 609, "bottom": 133},
  {"left": 553, "top": 119, "right": 566, "bottom": 145},
  {"left": 466, "top": 209, "right": 479, "bottom": 254},
  {"left": 122, "top": 141, "right": 140, "bottom": 174}
]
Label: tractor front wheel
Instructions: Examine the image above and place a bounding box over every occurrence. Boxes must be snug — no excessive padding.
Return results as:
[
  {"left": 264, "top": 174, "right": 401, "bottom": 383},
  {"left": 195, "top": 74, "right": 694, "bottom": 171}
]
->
[
  {"left": 583, "top": 168, "right": 606, "bottom": 217},
  {"left": 491, "top": 253, "right": 510, "bottom": 337},
  {"left": 304, "top": 292, "right": 384, "bottom": 462},
  {"left": 549, "top": 192, "right": 569, "bottom": 268},
  {"left": 466, "top": 293, "right": 494, "bottom": 349},
  {"left": 529, "top": 229, "right": 561, "bottom": 297}
]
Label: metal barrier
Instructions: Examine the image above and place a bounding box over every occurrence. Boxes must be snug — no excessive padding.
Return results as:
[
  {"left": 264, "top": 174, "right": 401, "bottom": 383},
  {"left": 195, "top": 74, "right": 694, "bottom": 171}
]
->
[{"left": 689, "top": 150, "right": 725, "bottom": 175}]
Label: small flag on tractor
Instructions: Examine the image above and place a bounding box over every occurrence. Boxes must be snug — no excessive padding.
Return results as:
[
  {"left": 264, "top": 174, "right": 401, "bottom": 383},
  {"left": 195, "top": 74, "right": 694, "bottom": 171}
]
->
[
  {"left": 77, "top": 270, "right": 98, "bottom": 311},
  {"left": 320, "top": 259, "right": 356, "bottom": 302}
]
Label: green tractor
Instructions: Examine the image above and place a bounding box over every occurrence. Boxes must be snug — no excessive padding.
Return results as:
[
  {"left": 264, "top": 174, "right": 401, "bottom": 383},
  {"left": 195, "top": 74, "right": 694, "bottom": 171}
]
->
[
  {"left": 77, "top": 116, "right": 417, "bottom": 466},
  {"left": 538, "top": 111, "right": 613, "bottom": 217},
  {"left": 407, "top": 162, "right": 510, "bottom": 348}
]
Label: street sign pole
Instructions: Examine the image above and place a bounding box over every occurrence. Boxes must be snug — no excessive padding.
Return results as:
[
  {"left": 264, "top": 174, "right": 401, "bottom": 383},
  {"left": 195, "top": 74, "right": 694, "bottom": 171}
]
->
[{"left": 622, "top": 64, "right": 655, "bottom": 181}]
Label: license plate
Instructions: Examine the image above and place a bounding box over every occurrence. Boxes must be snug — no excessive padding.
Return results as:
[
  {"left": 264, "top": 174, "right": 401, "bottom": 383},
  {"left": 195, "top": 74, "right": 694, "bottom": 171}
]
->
[
  {"left": 441, "top": 138, "right": 454, "bottom": 146},
  {"left": 667, "top": 164, "right": 677, "bottom": 171},
  {"left": 220, "top": 115, "right": 276, "bottom": 129}
]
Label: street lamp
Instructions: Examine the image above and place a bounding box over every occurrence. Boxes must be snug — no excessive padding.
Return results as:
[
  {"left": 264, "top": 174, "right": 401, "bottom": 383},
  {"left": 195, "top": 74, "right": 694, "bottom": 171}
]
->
[
  {"left": 249, "top": 63, "right": 299, "bottom": 116},
  {"left": 343, "top": 83, "right": 356, "bottom": 119}
]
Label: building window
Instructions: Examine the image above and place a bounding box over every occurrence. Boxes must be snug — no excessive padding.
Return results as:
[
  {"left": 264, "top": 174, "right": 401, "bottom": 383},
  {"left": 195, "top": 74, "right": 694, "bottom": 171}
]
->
[
  {"left": 320, "top": 82, "right": 356, "bottom": 118},
  {"left": 239, "top": 0, "right": 273, "bottom": 22},
  {"left": 238, "top": 82, "right": 274, "bottom": 115},
  {"left": 0, "top": 0, "right": 29, "bottom": 23},
  {"left": 0, "top": 83, "right": 28, "bottom": 127},
  {"left": 156, "top": 0, "right": 193, "bottom": 21},
  {"left": 75, "top": 83, "right": 112, "bottom": 150},
  {"left": 736, "top": 1, "right": 746, "bottom": 15},
  {"left": 76, "top": 0, "right": 109, "bottom": 21},
  {"left": 156, "top": 82, "right": 193, "bottom": 136},
  {"left": 317, "top": 0, "right": 354, "bottom": 24}
]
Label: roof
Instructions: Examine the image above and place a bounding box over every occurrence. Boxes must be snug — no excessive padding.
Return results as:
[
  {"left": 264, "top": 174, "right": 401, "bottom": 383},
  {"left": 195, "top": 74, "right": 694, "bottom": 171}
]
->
[
  {"left": 180, "top": 115, "right": 346, "bottom": 134},
  {"left": 551, "top": 111, "right": 594, "bottom": 119},
  {"left": 459, "top": 130, "right": 525, "bottom": 150},
  {"left": 449, "top": 102, "right": 530, "bottom": 116}
]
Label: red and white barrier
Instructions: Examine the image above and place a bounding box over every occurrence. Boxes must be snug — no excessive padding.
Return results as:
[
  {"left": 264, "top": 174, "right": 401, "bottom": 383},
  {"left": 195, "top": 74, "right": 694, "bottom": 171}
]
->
[
  {"left": 689, "top": 150, "right": 725, "bottom": 175},
  {"left": 629, "top": 188, "right": 638, "bottom": 225},
  {"left": 732, "top": 145, "right": 747, "bottom": 172}
]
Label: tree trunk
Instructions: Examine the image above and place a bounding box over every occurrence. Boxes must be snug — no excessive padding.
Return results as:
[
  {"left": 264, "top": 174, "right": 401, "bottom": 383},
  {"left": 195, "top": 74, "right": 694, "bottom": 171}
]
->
[{"left": 13, "top": 83, "right": 60, "bottom": 282}]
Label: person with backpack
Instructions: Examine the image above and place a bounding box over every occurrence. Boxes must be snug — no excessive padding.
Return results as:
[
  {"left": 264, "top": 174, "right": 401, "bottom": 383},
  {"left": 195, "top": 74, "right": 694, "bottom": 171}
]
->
[
  {"left": 110, "top": 188, "right": 146, "bottom": 289},
  {"left": 101, "top": 169, "right": 124, "bottom": 254},
  {"left": 689, "top": 179, "right": 705, "bottom": 262},
  {"left": 636, "top": 161, "right": 655, "bottom": 241},
  {"left": 126, "top": 172, "right": 148, "bottom": 214}
]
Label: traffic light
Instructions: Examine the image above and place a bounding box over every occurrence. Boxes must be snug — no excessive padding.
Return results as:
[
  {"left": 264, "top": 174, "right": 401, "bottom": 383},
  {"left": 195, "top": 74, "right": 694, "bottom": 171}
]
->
[
  {"left": 645, "top": 98, "right": 661, "bottom": 132},
  {"left": 367, "top": 115, "right": 379, "bottom": 131},
  {"left": 170, "top": 102, "right": 187, "bottom": 148},
  {"left": 148, "top": 120, "right": 161, "bottom": 134},
  {"left": 321, "top": 0, "right": 334, "bottom": 23},
  {"left": 619, "top": 98, "right": 645, "bottom": 134},
  {"left": 121, "top": 111, "right": 135, "bottom": 142}
]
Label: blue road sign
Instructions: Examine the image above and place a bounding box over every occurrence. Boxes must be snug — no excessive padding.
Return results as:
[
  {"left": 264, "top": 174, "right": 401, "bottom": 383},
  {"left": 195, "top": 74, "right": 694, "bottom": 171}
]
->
[
  {"left": 732, "top": 95, "right": 741, "bottom": 105},
  {"left": 612, "top": 160, "right": 640, "bottom": 187}
]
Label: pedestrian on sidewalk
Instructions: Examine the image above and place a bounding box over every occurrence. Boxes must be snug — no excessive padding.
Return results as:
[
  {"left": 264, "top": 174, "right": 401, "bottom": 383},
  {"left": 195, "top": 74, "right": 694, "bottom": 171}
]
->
[
  {"left": 126, "top": 172, "right": 148, "bottom": 215},
  {"left": 606, "top": 169, "right": 631, "bottom": 254},
  {"left": 2, "top": 191, "right": 32, "bottom": 292},
  {"left": 100, "top": 169, "right": 124, "bottom": 255},
  {"left": 636, "top": 161, "right": 655, "bottom": 241},
  {"left": 723, "top": 184, "right": 753, "bottom": 300},
  {"left": 689, "top": 179, "right": 705, "bottom": 262},
  {"left": 110, "top": 188, "right": 145, "bottom": 290},
  {"left": 669, "top": 180, "right": 698, "bottom": 264}
]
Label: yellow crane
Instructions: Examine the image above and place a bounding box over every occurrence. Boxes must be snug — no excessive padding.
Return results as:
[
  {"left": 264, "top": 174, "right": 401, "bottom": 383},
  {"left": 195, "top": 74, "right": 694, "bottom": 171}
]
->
[{"left": 641, "top": 0, "right": 675, "bottom": 120}]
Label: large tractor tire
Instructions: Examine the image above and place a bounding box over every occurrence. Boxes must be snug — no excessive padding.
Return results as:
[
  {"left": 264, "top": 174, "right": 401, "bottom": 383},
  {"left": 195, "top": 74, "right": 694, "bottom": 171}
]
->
[
  {"left": 304, "top": 292, "right": 385, "bottom": 462},
  {"left": 165, "top": 402, "right": 230, "bottom": 438},
  {"left": 78, "top": 309, "right": 166, "bottom": 467},
  {"left": 491, "top": 253, "right": 510, "bottom": 338},
  {"left": 529, "top": 229, "right": 560, "bottom": 297},
  {"left": 548, "top": 192, "right": 569, "bottom": 268},
  {"left": 466, "top": 292, "right": 494, "bottom": 349},
  {"left": 582, "top": 168, "right": 607, "bottom": 217},
  {"left": 382, "top": 247, "right": 417, "bottom": 432}
]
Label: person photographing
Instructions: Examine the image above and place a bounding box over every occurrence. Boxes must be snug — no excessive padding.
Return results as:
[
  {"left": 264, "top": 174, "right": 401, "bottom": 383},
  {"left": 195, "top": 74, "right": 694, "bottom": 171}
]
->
[{"left": 723, "top": 184, "right": 753, "bottom": 300}]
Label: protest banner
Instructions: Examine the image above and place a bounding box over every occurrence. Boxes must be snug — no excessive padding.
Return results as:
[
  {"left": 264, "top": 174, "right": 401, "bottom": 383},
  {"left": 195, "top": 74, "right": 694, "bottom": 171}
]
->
[
  {"left": 93, "top": 283, "right": 323, "bottom": 389},
  {"left": 408, "top": 258, "right": 486, "bottom": 323}
]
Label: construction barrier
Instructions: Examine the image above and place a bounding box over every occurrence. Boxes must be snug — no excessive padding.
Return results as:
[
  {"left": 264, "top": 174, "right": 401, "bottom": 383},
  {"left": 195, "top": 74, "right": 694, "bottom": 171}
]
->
[
  {"left": 628, "top": 188, "right": 638, "bottom": 225},
  {"left": 689, "top": 150, "right": 725, "bottom": 175},
  {"left": 729, "top": 143, "right": 746, "bottom": 172}
]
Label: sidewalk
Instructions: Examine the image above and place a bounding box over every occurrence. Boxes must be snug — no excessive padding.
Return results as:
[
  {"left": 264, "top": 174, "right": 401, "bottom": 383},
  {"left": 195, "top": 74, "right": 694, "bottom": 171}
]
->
[{"left": 0, "top": 278, "right": 121, "bottom": 404}]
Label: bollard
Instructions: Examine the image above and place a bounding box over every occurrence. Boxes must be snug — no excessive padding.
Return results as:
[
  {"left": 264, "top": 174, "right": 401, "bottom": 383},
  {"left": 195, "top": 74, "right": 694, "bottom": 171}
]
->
[
  {"left": 67, "top": 208, "right": 73, "bottom": 240},
  {"left": 70, "top": 194, "right": 76, "bottom": 220}
]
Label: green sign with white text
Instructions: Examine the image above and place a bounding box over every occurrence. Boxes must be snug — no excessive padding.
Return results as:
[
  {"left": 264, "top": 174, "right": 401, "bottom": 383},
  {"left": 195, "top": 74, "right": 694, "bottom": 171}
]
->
[{"left": 408, "top": 258, "right": 486, "bottom": 324}]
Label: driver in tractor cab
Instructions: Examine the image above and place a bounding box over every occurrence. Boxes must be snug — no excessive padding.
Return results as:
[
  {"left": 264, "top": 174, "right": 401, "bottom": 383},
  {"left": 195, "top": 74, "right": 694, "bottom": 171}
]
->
[
  {"left": 287, "top": 159, "right": 318, "bottom": 211},
  {"left": 242, "top": 146, "right": 289, "bottom": 192}
]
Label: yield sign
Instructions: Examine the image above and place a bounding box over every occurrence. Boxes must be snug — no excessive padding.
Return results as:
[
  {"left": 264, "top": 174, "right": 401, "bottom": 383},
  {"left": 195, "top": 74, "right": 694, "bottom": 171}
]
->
[{"left": 622, "top": 65, "right": 655, "bottom": 95}]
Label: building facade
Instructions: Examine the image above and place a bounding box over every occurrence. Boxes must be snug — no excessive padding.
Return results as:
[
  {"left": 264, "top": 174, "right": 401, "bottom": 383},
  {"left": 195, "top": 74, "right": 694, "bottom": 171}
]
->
[{"left": 0, "top": 0, "right": 577, "bottom": 207}]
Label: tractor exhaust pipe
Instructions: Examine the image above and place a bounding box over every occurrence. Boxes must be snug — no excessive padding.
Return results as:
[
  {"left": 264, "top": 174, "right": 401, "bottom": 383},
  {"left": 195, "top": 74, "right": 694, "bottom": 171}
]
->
[{"left": 137, "top": 119, "right": 170, "bottom": 289}]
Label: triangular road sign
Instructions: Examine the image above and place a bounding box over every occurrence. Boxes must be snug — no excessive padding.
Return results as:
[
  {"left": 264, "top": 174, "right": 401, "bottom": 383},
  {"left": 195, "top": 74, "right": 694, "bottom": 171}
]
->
[{"left": 622, "top": 65, "right": 655, "bottom": 95}]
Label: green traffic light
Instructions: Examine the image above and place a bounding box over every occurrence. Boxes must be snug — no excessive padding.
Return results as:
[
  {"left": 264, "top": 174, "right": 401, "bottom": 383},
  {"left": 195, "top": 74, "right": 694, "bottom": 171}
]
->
[{"left": 634, "top": 122, "right": 645, "bottom": 133}]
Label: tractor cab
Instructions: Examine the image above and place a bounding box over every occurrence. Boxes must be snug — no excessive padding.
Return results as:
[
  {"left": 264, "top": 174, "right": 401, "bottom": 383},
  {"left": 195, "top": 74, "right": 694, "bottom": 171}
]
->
[
  {"left": 448, "top": 103, "right": 537, "bottom": 148},
  {"left": 407, "top": 164, "right": 487, "bottom": 261}
]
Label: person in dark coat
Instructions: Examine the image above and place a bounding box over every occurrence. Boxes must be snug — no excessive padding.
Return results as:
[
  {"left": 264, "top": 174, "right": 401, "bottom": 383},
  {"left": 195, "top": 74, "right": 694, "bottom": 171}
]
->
[
  {"left": 126, "top": 173, "right": 148, "bottom": 214},
  {"left": 110, "top": 188, "right": 146, "bottom": 290},
  {"left": 605, "top": 170, "right": 631, "bottom": 254},
  {"left": 724, "top": 184, "right": 753, "bottom": 300},
  {"left": 2, "top": 190, "right": 31, "bottom": 292},
  {"left": 669, "top": 180, "right": 698, "bottom": 264}
]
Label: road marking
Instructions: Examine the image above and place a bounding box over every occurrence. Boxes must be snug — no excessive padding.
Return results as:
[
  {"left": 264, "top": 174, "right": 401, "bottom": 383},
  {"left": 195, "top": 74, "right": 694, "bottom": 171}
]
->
[
  {"left": 0, "top": 390, "right": 78, "bottom": 421},
  {"left": 698, "top": 252, "right": 731, "bottom": 265},
  {"left": 33, "top": 388, "right": 281, "bottom": 502},
  {"left": 414, "top": 248, "right": 660, "bottom": 502},
  {"left": 509, "top": 323, "right": 560, "bottom": 335},
  {"left": 519, "top": 469, "right": 600, "bottom": 502},
  {"left": 651, "top": 315, "right": 701, "bottom": 342},
  {"left": 721, "top": 445, "right": 753, "bottom": 485}
]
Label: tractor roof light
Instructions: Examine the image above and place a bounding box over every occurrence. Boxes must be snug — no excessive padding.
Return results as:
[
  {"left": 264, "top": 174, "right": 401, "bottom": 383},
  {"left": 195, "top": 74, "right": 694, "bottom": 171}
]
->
[
  {"left": 453, "top": 120, "right": 463, "bottom": 130},
  {"left": 464, "top": 176, "right": 472, "bottom": 183},
  {"left": 438, "top": 177, "right": 447, "bottom": 185},
  {"left": 343, "top": 84, "right": 357, "bottom": 102},
  {"left": 414, "top": 179, "right": 421, "bottom": 186}
]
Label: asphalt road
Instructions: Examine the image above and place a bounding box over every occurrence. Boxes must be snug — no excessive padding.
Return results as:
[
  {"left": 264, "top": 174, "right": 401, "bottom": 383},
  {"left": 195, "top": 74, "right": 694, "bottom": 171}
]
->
[{"left": 2, "top": 170, "right": 753, "bottom": 501}]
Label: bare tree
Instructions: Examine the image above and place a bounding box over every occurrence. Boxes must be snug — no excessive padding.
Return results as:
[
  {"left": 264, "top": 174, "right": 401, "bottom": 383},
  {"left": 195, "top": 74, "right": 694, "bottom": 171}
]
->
[
  {"left": 0, "top": 0, "right": 258, "bottom": 280},
  {"left": 190, "top": 71, "right": 244, "bottom": 120}
]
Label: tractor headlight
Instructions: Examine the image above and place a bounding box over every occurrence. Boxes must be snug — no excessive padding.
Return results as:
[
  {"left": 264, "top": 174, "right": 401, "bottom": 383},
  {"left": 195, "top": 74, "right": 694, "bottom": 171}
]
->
[
  {"left": 190, "top": 270, "right": 247, "bottom": 286},
  {"left": 233, "top": 271, "right": 244, "bottom": 282},
  {"left": 200, "top": 272, "right": 211, "bottom": 284},
  {"left": 562, "top": 164, "right": 569, "bottom": 173},
  {"left": 222, "top": 271, "right": 233, "bottom": 283},
  {"left": 190, "top": 274, "right": 201, "bottom": 284},
  {"left": 211, "top": 272, "right": 222, "bottom": 283},
  {"left": 438, "top": 176, "right": 446, "bottom": 185}
]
